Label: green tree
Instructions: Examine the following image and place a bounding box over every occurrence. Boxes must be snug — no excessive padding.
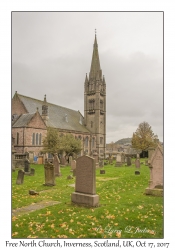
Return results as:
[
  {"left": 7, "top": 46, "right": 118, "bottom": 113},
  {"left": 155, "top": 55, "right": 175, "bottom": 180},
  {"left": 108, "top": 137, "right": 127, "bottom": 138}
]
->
[
  {"left": 131, "top": 122, "right": 159, "bottom": 156},
  {"left": 61, "top": 134, "right": 82, "bottom": 157},
  {"left": 42, "top": 128, "right": 82, "bottom": 158},
  {"left": 42, "top": 127, "right": 62, "bottom": 155}
]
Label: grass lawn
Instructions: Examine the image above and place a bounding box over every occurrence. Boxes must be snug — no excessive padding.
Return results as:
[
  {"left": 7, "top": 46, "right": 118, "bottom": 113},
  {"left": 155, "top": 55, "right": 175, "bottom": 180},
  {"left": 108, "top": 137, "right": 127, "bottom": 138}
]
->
[{"left": 12, "top": 160, "right": 163, "bottom": 239}]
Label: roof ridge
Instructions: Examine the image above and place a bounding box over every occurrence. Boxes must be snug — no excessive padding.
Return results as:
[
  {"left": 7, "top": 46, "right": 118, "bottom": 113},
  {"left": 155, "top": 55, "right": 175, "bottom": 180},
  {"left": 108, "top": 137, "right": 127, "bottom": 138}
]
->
[{"left": 18, "top": 93, "right": 81, "bottom": 114}]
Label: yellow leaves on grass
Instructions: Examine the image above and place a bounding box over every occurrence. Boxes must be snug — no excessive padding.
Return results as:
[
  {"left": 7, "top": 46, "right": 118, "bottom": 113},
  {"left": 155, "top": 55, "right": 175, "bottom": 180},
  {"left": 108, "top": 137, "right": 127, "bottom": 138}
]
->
[
  {"left": 148, "top": 230, "right": 156, "bottom": 235},
  {"left": 57, "top": 234, "right": 68, "bottom": 238},
  {"left": 137, "top": 205, "right": 144, "bottom": 209},
  {"left": 12, "top": 232, "right": 18, "bottom": 237},
  {"left": 59, "top": 222, "right": 67, "bottom": 228},
  {"left": 12, "top": 216, "right": 18, "bottom": 221},
  {"left": 106, "top": 214, "right": 115, "bottom": 219},
  {"left": 116, "top": 231, "right": 121, "bottom": 238}
]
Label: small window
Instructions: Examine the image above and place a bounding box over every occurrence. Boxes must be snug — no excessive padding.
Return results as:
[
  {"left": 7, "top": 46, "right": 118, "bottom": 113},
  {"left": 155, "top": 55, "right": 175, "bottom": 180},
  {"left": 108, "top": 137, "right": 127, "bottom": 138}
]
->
[
  {"left": 16, "top": 132, "right": 19, "bottom": 145},
  {"left": 39, "top": 133, "right": 42, "bottom": 145},
  {"left": 91, "top": 121, "right": 93, "bottom": 128},
  {"left": 92, "top": 137, "right": 95, "bottom": 148},
  {"left": 85, "top": 137, "right": 89, "bottom": 147},
  {"left": 36, "top": 133, "right": 38, "bottom": 145},
  {"left": 100, "top": 137, "right": 103, "bottom": 145},
  {"left": 32, "top": 133, "right": 35, "bottom": 145}
]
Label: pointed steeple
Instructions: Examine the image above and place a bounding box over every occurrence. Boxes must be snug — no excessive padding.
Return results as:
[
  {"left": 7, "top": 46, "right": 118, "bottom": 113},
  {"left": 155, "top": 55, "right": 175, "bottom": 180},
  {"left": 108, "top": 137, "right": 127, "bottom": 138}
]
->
[
  {"left": 85, "top": 73, "right": 89, "bottom": 84},
  {"left": 89, "top": 31, "right": 102, "bottom": 79}
]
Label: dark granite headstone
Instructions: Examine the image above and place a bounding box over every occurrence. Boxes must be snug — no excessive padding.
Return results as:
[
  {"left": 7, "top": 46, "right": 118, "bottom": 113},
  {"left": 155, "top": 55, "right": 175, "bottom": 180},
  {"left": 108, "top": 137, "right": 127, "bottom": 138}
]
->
[{"left": 16, "top": 169, "right": 24, "bottom": 185}]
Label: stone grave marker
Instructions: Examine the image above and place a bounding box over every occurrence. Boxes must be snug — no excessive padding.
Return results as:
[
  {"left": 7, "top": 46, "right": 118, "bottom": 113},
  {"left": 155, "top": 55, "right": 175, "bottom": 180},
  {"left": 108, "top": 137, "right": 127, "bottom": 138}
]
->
[
  {"left": 60, "top": 156, "right": 66, "bottom": 166},
  {"left": 100, "top": 169, "right": 105, "bottom": 174},
  {"left": 121, "top": 153, "right": 125, "bottom": 164},
  {"left": 145, "top": 146, "right": 163, "bottom": 196},
  {"left": 29, "top": 152, "right": 34, "bottom": 163},
  {"left": 71, "top": 155, "right": 99, "bottom": 207},
  {"left": 30, "top": 168, "right": 35, "bottom": 176},
  {"left": 24, "top": 159, "right": 30, "bottom": 173},
  {"left": 43, "top": 162, "right": 55, "bottom": 186},
  {"left": 16, "top": 169, "right": 25, "bottom": 185},
  {"left": 127, "top": 157, "right": 131, "bottom": 166},
  {"left": 53, "top": 153, "right": 61, "bottom": 177},
  {"left": 93, "top": 152, "right": 99, "bottom": 168},
  {"left": 135, "top": 159, "right": 140, "bottom": 169},
  {"left": 69, "top": 156, "right": 72, "bottom": 166},
  {"left": 115, "top": 153, "right": 122, "bottom": 167},
  {"left": 71, "top": 160, "right": 76, "bottom": 170},
  {"left": 99, "top": 160, "right": 104, "bottom": 168}
]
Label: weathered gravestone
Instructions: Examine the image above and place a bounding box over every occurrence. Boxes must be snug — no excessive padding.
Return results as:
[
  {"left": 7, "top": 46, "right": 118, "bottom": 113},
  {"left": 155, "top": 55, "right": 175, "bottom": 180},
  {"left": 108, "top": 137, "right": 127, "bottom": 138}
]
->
[
  {"left": 100, "top": 169, "right": 105, "bottom": 174},
  {"left": 71, "top": 160, "right": 76, "bottom": 170},
  {"left": 115, "top": 153, "right": 122, "bottom": 167},
  {"left": 29, "top": 152, "right": 34, "bottom": 163},
  {"left": 71, "top": 155, "right": 99, "bottom": 207},
  {"left": 93, "top": 152, "right": 99, "bottom": 168},
  {"left": 60, "top": 156, "right": 66, "bottom": 166},
  {"left": 121, "top": 153, "right": 125, "bottom": 164},
  {"left": 53, "top": 153, "right": 61, "bottom": 177},
  {"left": 145, "top": 146, "right": 163, "bottom": 196},
  {"left": 109, "top": 158, "right": 113, "bottom": 165},
  {"left": 69, "top": 156, "right": 72, "bottom": 166},
  {"left": 135, "top": 159, "right": 140, "bottom": 169},
  {"left": 99, "top": 159, "right": 104, "bottom": 168},
  {"left": 127, "top": 157, "right": 131, "bottom": 166},
  {"left": 30, "top": 168, "right": 35, "bottom": 176},
  {"left": 24, "top": 159, "right": 30, "bottom": 173},
  {"left": 16, "top": 169, "right": 24, "bottom": 185},
  {"left": 43, "top": 162, "right": 55, "bottom": 186}
]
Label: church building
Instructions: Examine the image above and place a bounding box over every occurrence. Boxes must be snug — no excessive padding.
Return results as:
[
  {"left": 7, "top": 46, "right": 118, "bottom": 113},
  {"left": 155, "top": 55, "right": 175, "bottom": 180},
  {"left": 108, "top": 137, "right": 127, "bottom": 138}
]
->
[{"left": 12, "top": 34, "right": 106, "bottom": 159}]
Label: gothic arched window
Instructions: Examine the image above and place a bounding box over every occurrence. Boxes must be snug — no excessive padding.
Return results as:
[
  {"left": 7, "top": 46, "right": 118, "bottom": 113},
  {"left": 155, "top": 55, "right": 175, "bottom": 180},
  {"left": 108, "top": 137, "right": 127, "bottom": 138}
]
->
[
  {"left": 39, "top": 133, "right": 42, "bottom": 145},
  {"left": 32, "top": 133, "right": 35, "bottom": 145},
  {"left": 36, "top": 133, "right": 38, "bottom": 145}
]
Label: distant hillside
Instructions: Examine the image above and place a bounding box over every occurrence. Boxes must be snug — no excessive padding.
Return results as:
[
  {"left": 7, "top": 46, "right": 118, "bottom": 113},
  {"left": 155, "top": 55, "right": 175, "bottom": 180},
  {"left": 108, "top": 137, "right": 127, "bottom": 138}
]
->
[{"left": 115, "top": 138, "right": 132, "bottom": 145}]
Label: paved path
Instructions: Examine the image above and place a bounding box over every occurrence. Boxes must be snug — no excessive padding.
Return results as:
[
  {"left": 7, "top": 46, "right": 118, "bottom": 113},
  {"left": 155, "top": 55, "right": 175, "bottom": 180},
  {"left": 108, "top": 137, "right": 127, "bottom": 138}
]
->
[{"left": 12, "top": 200, "right": 61, "bottom": 216}]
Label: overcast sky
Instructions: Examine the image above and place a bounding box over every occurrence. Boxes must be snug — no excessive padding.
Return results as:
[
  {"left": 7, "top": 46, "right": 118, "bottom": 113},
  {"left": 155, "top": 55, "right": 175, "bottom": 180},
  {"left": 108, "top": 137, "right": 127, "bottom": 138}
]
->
[{"left": 12, "top": 12, "right": 163, "bottom": 143}]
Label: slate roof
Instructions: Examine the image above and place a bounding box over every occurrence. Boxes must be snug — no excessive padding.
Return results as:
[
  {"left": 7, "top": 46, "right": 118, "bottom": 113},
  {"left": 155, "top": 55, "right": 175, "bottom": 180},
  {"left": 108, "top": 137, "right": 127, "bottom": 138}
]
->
[
  {"left": 13, "top": 94, "right": 90, "bottom": 133},
  {"left": 12, "top": 113, "right": 36, "bottom": 127}
]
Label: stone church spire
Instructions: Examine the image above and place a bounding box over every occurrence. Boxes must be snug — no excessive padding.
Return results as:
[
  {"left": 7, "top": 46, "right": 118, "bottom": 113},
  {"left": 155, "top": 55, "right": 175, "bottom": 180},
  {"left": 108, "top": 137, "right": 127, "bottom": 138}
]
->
[
  {"left": 89, "top": 32, "right": 102, "bottom": 80},
  {"left": 84, "top": 32, "right": 106, "bottom": 158}
]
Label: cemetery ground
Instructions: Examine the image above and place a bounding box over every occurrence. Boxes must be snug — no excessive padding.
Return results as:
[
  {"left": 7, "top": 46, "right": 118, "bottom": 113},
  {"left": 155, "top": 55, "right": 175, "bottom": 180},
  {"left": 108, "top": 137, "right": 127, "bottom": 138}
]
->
[{"left": 12, "top": 160, "right": 163, "bottom": 239}]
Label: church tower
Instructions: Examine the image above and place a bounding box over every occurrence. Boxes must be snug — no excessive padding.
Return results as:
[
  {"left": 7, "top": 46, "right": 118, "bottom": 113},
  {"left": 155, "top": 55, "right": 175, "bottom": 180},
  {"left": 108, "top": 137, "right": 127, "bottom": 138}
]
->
[{"left": 84, "top": 32, "right": 106, "bottom": 157}]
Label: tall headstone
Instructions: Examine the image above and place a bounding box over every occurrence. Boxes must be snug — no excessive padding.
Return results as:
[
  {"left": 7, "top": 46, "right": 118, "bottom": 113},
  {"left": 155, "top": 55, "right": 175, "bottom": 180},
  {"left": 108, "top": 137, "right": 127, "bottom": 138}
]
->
[
  {"left": 127, "top": 157, "right": 131, "bottom": 166},
  {"left": 93, "top": 152, "right": 99, "bottom": 168},
  {"left": 29, "top": 152, "right": 34, "bottom": 163},
  {"left": 16, "top": 169, "right": 24, "bottom": 185},
  {"left": 53, "top": 153, "right": 61, "bottom": 177},
  {"left": 24, "top": 159, "right": 30, "bottom": 173},
  {"left": 71, "top": 155, "right": 99, "bottom": 207},
  {"left": 43, "top": 162, "right": 55, "bottom": 186},
  {"left": 121, "top": 153, "right": 125, "bottom": 164},
  {"left": 30, "top": 168, "right": 35, "bottom": 176},
  {"left": 60, "top": 156, "right": 66, "bottom": 166},
  {"left": 71, "top": 160, "right": 76, "bottom": 170},
  {"left": 135, "top": 159, "right": 140, "bottom": 169},
  {"left": 145, "top": 146, "right": 163, "bottom": 196},
  {"left": 115, "top": 153, "right": 122, "bottom": 167}
]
